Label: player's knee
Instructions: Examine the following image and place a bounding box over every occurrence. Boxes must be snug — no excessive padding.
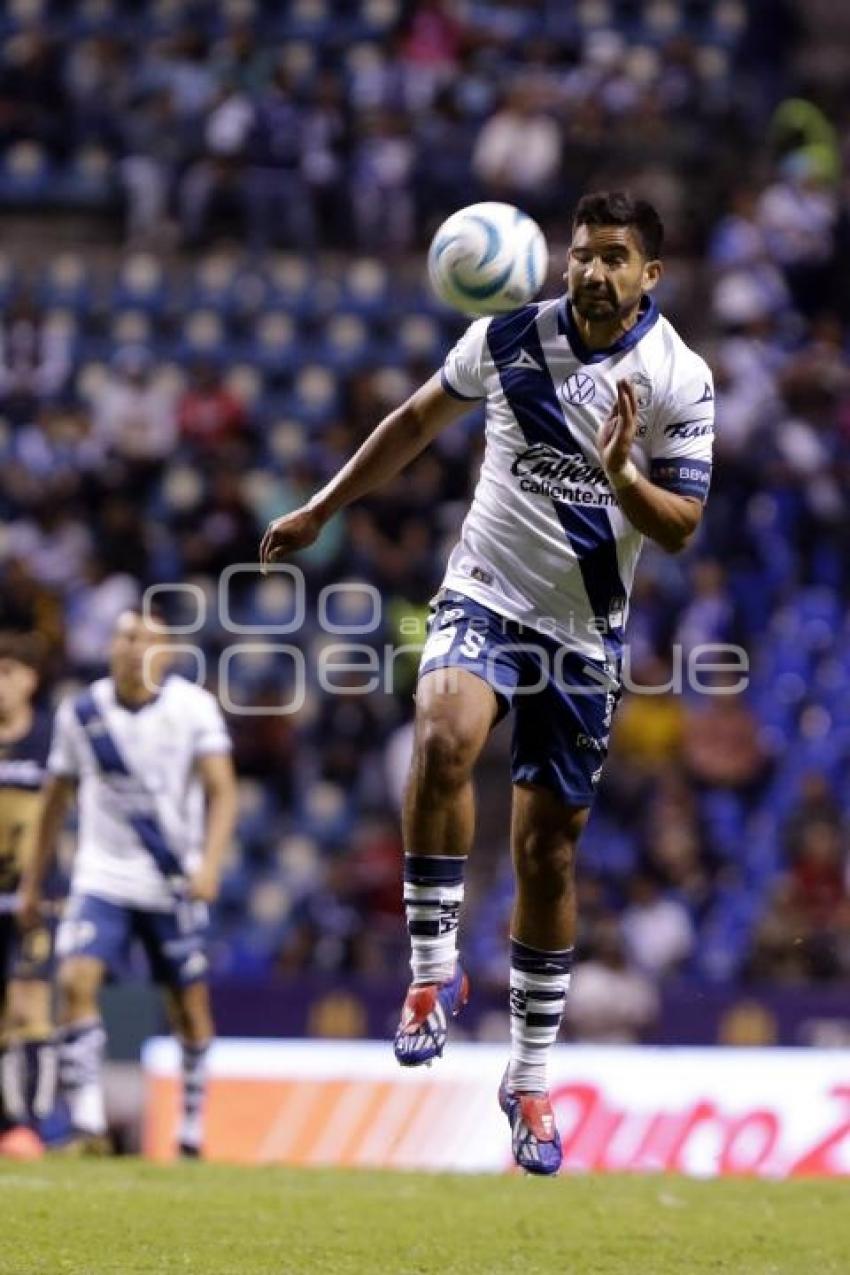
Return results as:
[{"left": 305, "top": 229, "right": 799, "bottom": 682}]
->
[
  {"left": 57, "top": 960, "right": 101, "bottom": 1019},
  {"left": 170, "top": 986, "right": 213, "bottom": 1046},
  {"left": 4, "top": 984, "right": 49, "bottom": 1036},
  {"left": 514, "top": 832, "right": 577, "bottom": 899},
  {"left": 414, "top": 715, "right": 478, "bottom": 793}
]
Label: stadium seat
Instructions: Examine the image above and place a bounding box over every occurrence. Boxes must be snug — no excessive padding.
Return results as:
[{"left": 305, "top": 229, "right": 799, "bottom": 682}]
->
[
  {"left": 58, "top": 145, "right": 115, "bottom": 209},
  {"left": 38, "top": 254, "right": 92, "bottom": 313},
  {"left": 42, "top": 308, "right": 80, "bottom": 362},
  {"left": 0, "top": 251, "right": 17, "bottom": 305},
  {"left": 341, "top": 258, "right": 391, "bottom": 317},
  {"left": 110, "top": 309, "right": 154, "bottom": 347},
  {"left": 185, "top": 253, "right": 242, "bottom": 317},
  {"left": 112, "top": 253, "right": 168, "bottom": 314},
  {"left": 0, "top": 142, "right": 51, "bottom": 204},
  {"left": 294, "top": 780, "right": 353, "bottom": 844},
  {"left": 267, "top": 419, "right": 310, "bottom": 466},
  {"left": 392, "top": 314, "right": 444, "bottom": 364},
  {"left": 318, "top": 313, "right": 371, "bottom": 371},
  {"left": 265, "top": 254, "right": 315, "bottom": 318},
  {"left": 643, "top": 2, "right": 682, "bottom": 39},
  {"left": 357, "top": 0, "right": 401, "bottom": 36},
  {"left": 224, "top": 363, "right": 265, "bottom": 412},
  {"left": 251, "top": 312, "right": 302, "bottom": 378},
  {"left": 287, "top": 365, "right": 340, "bottom": 425},
  {"left": 575, "top": 0, "right": 615, "bottom": 30},
  {"left": 178, "top": 309, "right": 227, "bottom": 358}
]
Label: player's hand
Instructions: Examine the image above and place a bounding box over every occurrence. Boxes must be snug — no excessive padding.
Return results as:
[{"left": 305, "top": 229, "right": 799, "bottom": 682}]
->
[
  {"left": 188, "top": 864, "right": 220, "bottom": 905},
  {"left": 599, "top": 378, "right": 638, "bottom": 477},
  {"left": 259, "top": 504, "right": 325, "bottom": 571},
  {"left": 16, "top": 886, "right": 41, "bottom": 932}
]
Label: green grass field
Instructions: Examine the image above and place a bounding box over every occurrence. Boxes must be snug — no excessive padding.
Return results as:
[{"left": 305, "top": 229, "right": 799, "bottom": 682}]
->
[{"left": 1, "top": 1160, "right": 848, "bottom": 1275}]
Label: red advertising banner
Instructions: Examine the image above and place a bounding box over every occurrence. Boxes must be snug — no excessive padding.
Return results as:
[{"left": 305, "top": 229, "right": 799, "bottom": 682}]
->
[{"left": 142, "top": 1040, "right": 850, "bottom": 1177}]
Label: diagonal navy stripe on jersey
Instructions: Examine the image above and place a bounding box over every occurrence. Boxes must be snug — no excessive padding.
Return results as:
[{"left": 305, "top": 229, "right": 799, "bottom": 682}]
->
[
  {"left": 74, "top": 690, "right": 186, "bottom": 884},
  {"left": 487, "top": 306, "right": 627, "bottom": 653}
]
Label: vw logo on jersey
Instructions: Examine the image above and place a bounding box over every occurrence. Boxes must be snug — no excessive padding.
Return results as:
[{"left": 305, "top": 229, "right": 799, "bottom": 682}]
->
[{"left": 560, "top": 371, "right": 596, "bottom": 405}]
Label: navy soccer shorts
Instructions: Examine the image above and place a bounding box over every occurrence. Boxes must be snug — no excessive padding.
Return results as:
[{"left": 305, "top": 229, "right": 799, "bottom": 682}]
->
[
  {"left": 56, "top": 892, "right": 210, "bottom": 988},
  {"left": 417, "top": 590, "right": 622, "bottom": 807}
]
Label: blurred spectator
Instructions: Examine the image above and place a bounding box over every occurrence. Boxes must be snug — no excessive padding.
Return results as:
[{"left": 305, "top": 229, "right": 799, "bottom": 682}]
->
[
  {"left": 65, "top": 555, "right": 140, "bottom": 678},
  {"left": 471, "top": 81, "right": 561, "bottom": 216},
  {"left": 351, "top": 111, "right": 415, "bottom": 253},
  {"left": 0, "top": 296, "right": 72, "bottom": 422},
  {"left": 0, "top": 29, "right": 68, "bottom": 158},
  {"left": 682, "top": 696, "right": 772, "bottom": 796},
  {"left": 178, "top": 359, "right": 247, "bottom": 449},
  {"left": 757, "top": 152, "right": 838, "bottom": 316},
  {"left": 566, "top": 917, "right": 659, "bottom": 1043},
  {"left": 621, "top": 875, "right": 695, "bottom": 977},
  {"left": 179, "top": 87, "right": 255, "bottom": 247},
  {"left": 89, "top": 345, "right": 177, "bottom": 484},
  {"left": 241, "top": 66, "right": 316, "bottom": 253},
  {"left": 121, "top": 89, "right": 185, "bottom": 244}
]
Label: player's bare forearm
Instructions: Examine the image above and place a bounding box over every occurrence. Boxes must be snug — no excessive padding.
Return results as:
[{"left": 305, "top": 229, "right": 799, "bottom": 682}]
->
[
  {"left": 194, "top": 753, "right": 238, "bottom": 901},
  {"left": 260, "top": 374, "right": 470, "bottom": 565},
  {"left": 600, "top": 378, "right": 704, "bottom": 553},
  {"left": 18, "top": 775, "right": 75, "bottom": 924},
  {"left": 612, "top": 479, "right": 702, "bottom": 554}
]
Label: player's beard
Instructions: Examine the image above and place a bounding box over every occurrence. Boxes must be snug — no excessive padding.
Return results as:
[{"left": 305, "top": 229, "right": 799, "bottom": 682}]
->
[
  {"left": 572, "top": 285, "right": 621, "bottom": 320},
  {"left": 572, "top": 286, "right": 642, "bottom": 329}
]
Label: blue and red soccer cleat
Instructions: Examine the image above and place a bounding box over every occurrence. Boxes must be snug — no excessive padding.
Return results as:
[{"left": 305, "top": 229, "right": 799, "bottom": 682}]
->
[
  {"left": 498, "top": 1069, "right": 562, "bottom": 1175},
  {"left": 393, "top": 963, "right": 470, "bottom": 1067}
]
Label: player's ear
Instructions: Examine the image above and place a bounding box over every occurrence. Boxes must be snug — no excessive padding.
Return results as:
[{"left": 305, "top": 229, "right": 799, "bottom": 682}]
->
[{"left": 641, "top": 259, "right": 662, "bottom": 294}]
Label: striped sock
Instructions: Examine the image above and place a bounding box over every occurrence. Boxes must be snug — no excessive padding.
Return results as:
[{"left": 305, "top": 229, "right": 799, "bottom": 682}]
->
[
  {"left": 20, "top": 1037, "right": 57, "bottom": 1126},
  {"left": 404, "top": 854, "right": 466, "bottom": 985},
  {"left": 507, "top": 938, "right": 574, "bottom": 1094},
  {"left": 178, "top": 1040, "right": 210, "bottom": 1153},
  {"left": 57, "top": 1018, "right": 107, "bottom": 1136},
  {"left": 1, "top": 1043, "right": 25, "bottom": 1126}
]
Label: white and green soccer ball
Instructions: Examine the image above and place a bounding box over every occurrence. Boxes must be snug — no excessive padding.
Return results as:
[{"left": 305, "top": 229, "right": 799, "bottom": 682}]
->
[{"left": 427, "top": 201, "right": 549, "bottom": 317}]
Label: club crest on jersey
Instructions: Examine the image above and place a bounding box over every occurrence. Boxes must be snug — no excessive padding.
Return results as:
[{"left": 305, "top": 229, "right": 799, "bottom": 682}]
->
[
  {"left": 560, "top": 371, "right": 596, "bottom": 406},
  {"left": 631, "top": 373, "right": 653, "bottom": 436}
]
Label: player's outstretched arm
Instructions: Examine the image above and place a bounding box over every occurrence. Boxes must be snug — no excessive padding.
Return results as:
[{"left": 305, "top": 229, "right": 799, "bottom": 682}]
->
[
  {"left": 191, "top": 753, "right": 238, "bottom": 904},
  {"left": 260, "top": 373, "right": 472, "bottom": 567},
  {"left": 600, "top": 379, "right": 704, "bottom": 554},
  {"left": 17, "top": 774, "right": 76, "bottom": 930}
]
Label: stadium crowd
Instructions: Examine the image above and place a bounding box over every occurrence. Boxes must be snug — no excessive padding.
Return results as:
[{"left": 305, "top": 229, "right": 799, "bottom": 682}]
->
[{"left": 1, "top": 0, "right": 849, "bottom": 1037}]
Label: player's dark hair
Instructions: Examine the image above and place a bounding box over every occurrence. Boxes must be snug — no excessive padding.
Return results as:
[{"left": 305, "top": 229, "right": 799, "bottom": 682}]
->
[
  {"left": 572, "top": 191, "right": 664, "bottom": 260},
  {"left": 0, "top": 630, "right": 46, "bottom": 677}
]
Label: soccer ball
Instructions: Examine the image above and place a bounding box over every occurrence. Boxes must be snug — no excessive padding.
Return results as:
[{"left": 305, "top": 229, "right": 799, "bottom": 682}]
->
[{"left": 427, "top": 202, "right": 549, "bottom": 317}]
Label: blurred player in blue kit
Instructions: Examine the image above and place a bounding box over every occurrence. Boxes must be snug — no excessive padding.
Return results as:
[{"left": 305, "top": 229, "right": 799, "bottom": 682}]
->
[
  {"left": 0, "top": 633, "right": 56, "bottom": 1147},
  {"left": 19, "top": 610, "right": 238, "bottom": 1155},
  {"left": 261, "top": 192, "right": 714, "bottom": 1174}
]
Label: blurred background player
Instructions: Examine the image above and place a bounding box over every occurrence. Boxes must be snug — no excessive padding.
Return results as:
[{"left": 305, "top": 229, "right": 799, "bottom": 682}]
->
[
  {"left": 0, "top": 632, "right": 55, "bottom": 1150},
  {"left": 19, "top": 609, "right": 237, "bottom": 1155},
  {"left": 261, "top": 191, "right": 713, "bottom": 1175}
]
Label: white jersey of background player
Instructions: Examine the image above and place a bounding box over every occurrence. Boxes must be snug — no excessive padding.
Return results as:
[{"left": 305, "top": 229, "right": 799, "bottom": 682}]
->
[
  {"left": 48, "top": 673, "right": 230, "bottom": 910},
  {"left": 439, "top": 294, "right": 713, "bottom": 659},
  {"left": 21, "top": 611, "right": 237, "bottom": 1156}
]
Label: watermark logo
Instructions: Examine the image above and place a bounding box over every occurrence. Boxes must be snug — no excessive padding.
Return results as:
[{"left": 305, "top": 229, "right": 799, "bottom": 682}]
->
[{"left": 140, "top": 568, "right": 750, "bottom": 714}]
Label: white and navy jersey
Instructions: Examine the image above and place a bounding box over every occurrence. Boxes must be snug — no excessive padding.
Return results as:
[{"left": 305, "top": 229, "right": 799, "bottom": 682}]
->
[
  {"left": 439, "top": 296, "right": 714, "bottom": 661},
  {"left": 47, "top": 675, "right": 231, "bottom": 911}
]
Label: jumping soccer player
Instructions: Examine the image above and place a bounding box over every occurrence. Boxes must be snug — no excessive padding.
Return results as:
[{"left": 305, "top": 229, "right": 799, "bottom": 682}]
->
[
  {"left": 19, "top": 610, "right": 238, "bottom": 1155},
  {"left": 0, "top": 633, "right": 56, "bottom": 1146},
  {"left": 260, "top": 191, "right": 714, "bottom": 1174}
]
